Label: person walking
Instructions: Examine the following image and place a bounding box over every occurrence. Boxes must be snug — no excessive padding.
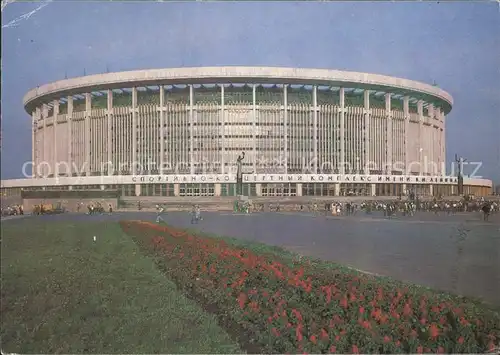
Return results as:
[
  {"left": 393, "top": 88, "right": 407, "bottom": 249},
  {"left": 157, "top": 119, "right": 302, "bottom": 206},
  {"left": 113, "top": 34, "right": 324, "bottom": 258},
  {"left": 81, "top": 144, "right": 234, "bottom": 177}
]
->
[
  {"left": 191, "top": 204, "right": 198, "bottom": 224},
  {"left": 156, "top": 204, "right": 165, "bottom": 223},
  {"left": 195, "top": 205, "right": 202, "bottom": 222}
]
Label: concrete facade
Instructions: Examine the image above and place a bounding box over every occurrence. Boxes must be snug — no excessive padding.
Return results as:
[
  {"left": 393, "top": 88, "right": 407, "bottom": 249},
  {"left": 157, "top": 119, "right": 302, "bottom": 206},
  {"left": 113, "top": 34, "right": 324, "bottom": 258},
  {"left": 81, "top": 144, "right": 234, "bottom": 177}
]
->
[{"left": 0, "top": 67, "right": 492, "bottom": 198}]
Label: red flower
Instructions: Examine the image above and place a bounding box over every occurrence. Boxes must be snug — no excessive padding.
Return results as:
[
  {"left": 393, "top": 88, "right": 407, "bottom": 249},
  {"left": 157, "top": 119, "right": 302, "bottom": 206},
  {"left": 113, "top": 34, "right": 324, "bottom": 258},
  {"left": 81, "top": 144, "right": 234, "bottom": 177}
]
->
[
  {"left": 296, "top": 326, "right": 303, "bottom": 342},
  {"left": 429, "top": 323, "right": 440, "bottom": 338},
  {"left": 320, "top": 328, "right": 328, "bottom": 340},
  {"left": 352, "top": 345, "right": 359, "bottom": 354},
  {"left": 371, "top": 308, "right": 382, "bottom": 320},
  {"left": 359, "top": 306, "right": 365, "bottom": 314},
  {"left": 437, "top": 346, "right": 445, "bottom": 353},
  {"left": 403, "top": 303, "right": 412, "bottom": 316},
  {"left": 383, "top": 336, "right": 391, "bottom": 343},
  {"left": 416, "top": 345, "right": 423, "bottom": 354},
  {"left": 237, "top": 292, "right": 247, "bottom": 309},
  {"left": 458, "top": 336, "right": 464, "bottom": 344},
  {"left": 271, "top": 327, "right": 280, "bottom": 337},
  {"left": 420, "top": 318, "right": 427, "bottom": 325},
  {"left": 340, "top": 298, "right": 348, "bottom": 308},
  {"left": 488, "top": 341, "right": 496, "bottom": 352},
  {"left": 310, "top": 335, "right": 317, "bottom": 344},
  {"left": 292, "top": 309, "right": 303, "bottom": 321},
  {"left": 360, "top": 320, "right": 371, "bottom": 330},
  {"left": 329, "top": 345, "right": 336, "bottom": 353}
]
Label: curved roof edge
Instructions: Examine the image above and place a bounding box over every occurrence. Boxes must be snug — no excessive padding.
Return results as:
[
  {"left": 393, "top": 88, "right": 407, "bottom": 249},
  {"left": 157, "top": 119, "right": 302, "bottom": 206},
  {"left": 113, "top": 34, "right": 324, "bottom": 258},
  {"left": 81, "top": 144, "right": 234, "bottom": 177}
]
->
[{"left": 23, "top": 66, "right": 454, "bottom": 114}]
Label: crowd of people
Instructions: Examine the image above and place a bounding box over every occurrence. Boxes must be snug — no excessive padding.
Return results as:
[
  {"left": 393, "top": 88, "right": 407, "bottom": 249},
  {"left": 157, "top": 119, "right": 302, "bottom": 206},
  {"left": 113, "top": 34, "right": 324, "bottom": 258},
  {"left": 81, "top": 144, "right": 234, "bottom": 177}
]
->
[
  {"left": 259, "top": 197, "right": 498, "bottom": 221},
  {"left": 3, "top": 195, "right": 498, "bottom": 223},
  {"left": 75, "top": 201, "right": 113, "bottom": 215},
  {"left": 1, "top": 204, "right": 23, "bottom": 217}
]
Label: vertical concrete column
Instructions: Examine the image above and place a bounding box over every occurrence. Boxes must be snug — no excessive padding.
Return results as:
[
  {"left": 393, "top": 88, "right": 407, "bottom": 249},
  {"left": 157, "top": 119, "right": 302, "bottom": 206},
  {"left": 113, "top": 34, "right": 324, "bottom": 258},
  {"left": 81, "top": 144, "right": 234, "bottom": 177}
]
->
[
  {"left": 363, "top": 90, "right": 371, "bottom": 175},
  {"left": 174, "top": 184, "right": 180, "bottom": 196},
  {"left": 159, "top": 86, "right": 165, "bottom": 174},
  {"left": 53, "top": 100, "right": 59, "bottom": 177},
  {"left": 84, "top": 93, "right": 91, "bottom": 176},
  {"left": 312, "top": 85, "right": 318, "bottom": 173},
  {"left": 440, "top": 109, "right": 446, "bottom": 176},
  {"left": 283, "top": 84, "right": 288, "bottom": 174},
  {"left": 135, "top": 184, "right": 141, "bottom": 197},
  {"left": 214, "top": 183, "right": 221, "bottom": 196},
  {"left": 385, "top": 93, "right": 392, "bottom": 175},
  {"left": 132, "top": 87, "right": 138, "bottom": 174},
  {"left": 371, "top": 183, "right": 376, "bottom": 196},
  {"left": 107, "top": 90, "right": 113, "bottom": 171},
  {"left": 403, "top": 96, "right": 410, "bottom": 174},
  {"left": 252, "top": 84, "right": 257, "bottom": 173},
  {"left": 67, "top": 97, "right": 73, "bottom": 176},
  {"left": 36, "top": 107, "right": 42, "bottom": 177},
  {"left": 296, "top": 183, "right": 302, "bottom": 197},
  {"left": 255, "top": 183, "right": 262, "bottom": 196},
  {"left": 189, "top": 84, "right": 194, "bottom": 174},
  {"left": 334, "top": 183, "right": 340, "bottom": 196},
  {"left": 435, "top": 107, "right": 441, "bottom": 175},
  {"left": 417, "top": 100, "right": 424, "bottom": 175},
  {"left": 31, "top": 112, "right": 36, "bottom": 177},
  {"left": 158, "top": 85, "right": 165, "bottom": 174},
  {"left": 427, "top": 103, "right": 434, "bottom": 174},
  {"left": 42, "top": 104, "right": 48, "bottom": 177},
  {"left": 220, "top": 85, "right": 225, "bottom": 174},
  {"left": 339, "top": 88, "right": 345, "bottom": 174}
]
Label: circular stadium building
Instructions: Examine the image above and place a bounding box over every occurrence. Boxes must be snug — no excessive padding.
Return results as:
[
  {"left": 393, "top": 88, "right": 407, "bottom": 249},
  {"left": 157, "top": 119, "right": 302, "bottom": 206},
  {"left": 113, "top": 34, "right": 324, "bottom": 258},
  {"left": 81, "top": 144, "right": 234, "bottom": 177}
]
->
[{"left": 0, "top": 67, "right": 493, "bottom": 200}]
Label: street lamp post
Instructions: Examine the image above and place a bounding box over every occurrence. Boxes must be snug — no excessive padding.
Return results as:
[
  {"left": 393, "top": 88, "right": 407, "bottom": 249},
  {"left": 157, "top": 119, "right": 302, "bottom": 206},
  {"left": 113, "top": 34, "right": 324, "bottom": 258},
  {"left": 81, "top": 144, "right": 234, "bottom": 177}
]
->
[
  {"left": 455, "top": 154, "right": 466, "bottom": 196},
  {"left": 236, "top": 151, "right": 245, "bottom": 196}
]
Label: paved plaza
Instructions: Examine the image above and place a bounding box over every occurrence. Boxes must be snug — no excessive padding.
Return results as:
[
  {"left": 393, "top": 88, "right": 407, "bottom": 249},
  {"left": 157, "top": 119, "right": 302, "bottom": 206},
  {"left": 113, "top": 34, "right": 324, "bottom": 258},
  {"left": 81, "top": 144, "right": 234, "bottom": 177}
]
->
[{"left": 3, "top": 211, "right": 499, "bottom": 306}]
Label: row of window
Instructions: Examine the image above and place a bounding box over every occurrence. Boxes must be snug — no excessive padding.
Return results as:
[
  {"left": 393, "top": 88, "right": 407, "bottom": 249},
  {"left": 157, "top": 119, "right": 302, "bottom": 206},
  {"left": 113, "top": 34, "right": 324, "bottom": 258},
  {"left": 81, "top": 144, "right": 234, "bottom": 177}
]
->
[{"left": 0, "top": 184, "right": 491, "bottom": 198}]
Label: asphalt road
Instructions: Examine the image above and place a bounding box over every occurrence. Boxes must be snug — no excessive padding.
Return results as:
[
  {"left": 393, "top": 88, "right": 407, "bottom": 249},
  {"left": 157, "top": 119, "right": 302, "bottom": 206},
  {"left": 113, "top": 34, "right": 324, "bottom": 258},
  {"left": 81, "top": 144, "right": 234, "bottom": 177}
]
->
[{"left": 3, "top": 211, "right": 500, "bottom": 306}]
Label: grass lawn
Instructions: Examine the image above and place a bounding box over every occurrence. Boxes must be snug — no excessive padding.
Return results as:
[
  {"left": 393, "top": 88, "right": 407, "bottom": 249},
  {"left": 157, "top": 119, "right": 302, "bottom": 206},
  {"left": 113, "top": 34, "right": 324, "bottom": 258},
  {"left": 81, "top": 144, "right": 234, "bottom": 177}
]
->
[{"left": 1, "top": 220, "right": 241, "bottom": 354}]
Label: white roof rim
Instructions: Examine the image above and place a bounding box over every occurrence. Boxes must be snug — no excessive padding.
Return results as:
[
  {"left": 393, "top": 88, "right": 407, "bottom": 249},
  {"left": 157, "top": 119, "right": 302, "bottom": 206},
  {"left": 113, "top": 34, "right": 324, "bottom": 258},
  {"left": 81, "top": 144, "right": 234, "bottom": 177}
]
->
[{"left": 23, "top": 66, "right": 453, "bottom": 114}]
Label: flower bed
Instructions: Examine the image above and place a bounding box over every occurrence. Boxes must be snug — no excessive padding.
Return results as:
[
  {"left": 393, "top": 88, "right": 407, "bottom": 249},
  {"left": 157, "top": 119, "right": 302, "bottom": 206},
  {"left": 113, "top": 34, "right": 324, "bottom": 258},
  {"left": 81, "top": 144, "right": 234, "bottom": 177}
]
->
[{"left": 120, "top": 220, "right": 500, "bottom": 354}]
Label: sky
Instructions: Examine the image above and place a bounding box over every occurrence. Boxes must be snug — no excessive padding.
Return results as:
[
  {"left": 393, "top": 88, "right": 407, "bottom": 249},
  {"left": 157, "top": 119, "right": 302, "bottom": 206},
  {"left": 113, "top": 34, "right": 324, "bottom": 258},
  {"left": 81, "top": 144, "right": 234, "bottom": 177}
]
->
[{"left": 1, "top": 1, "right": 499, "bottom": 182}]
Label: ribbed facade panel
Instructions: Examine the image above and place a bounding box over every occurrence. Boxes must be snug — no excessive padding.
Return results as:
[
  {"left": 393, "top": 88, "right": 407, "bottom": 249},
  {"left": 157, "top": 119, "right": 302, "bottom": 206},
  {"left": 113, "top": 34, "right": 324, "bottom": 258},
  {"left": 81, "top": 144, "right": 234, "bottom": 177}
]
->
[{"left": 31, "top": 84, "right": 447, "bottom": 179}]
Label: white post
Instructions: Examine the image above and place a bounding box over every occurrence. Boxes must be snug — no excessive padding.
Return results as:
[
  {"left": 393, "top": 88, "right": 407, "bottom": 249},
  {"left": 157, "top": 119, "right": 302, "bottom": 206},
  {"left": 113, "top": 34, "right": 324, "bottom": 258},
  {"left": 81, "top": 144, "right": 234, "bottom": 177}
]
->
[
  {"left": 363, "top": 90, "right": 371, "bottom": 175},
  {"left": 85, "top": 93, "right": 91, "bottom": 176},
  {"left": 313, "top": 85, "right": 318, "bottom": 173},
  {"left": 385, "top": 93, "right": 392, "bottom": 175},
  {"left": 339, "top": 88, "right": 345, "bottom": 174}
]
